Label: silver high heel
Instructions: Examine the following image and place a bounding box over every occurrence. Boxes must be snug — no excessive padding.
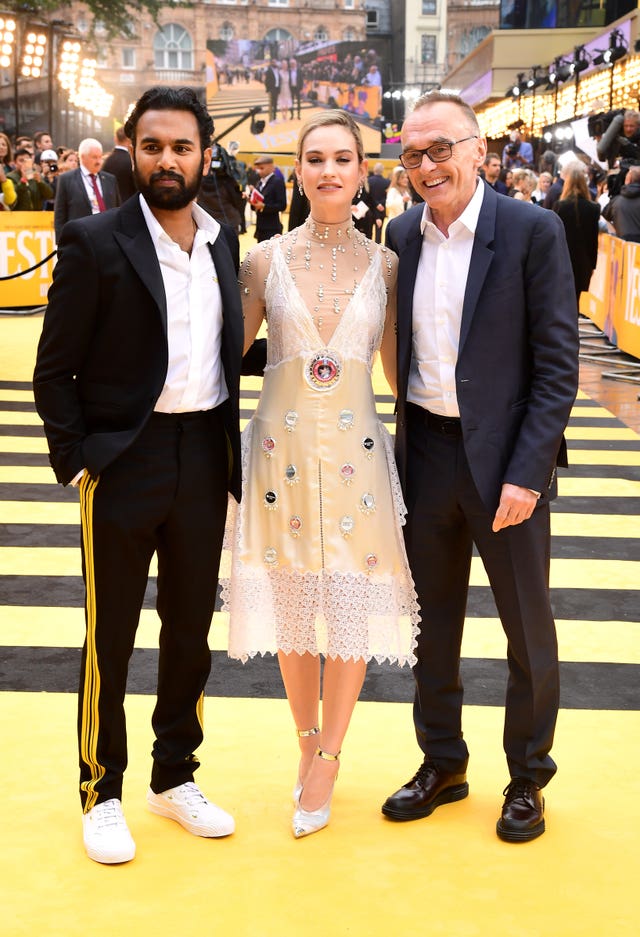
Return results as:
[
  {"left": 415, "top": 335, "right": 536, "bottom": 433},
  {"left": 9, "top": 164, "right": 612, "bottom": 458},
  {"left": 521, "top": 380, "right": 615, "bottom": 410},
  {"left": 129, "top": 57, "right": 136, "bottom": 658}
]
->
[
  {"left": 293, "top": 726, "right": 319, "bottom": 803},
  {"left": 292, "top": 747, "right": 340, "bottom": 839}
]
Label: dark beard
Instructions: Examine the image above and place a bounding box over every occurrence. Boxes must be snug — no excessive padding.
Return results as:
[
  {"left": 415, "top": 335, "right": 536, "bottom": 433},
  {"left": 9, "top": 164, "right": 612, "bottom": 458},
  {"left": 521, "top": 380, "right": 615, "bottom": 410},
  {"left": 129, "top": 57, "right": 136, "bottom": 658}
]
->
[{"left": 134, "top": 156, "right": 204, "bottom": 210}]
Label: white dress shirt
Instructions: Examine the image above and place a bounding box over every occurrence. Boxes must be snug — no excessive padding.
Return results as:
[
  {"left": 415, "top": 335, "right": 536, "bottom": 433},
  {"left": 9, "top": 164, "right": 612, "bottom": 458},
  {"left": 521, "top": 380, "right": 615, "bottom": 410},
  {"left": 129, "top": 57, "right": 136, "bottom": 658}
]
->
[
  {"left": 407, "top": 180, "right": 485, "bottom": 417},
  {"left": 80, "top": 164, "right": 104, "bottom": 214},
  {"left": 139, "top": 195, "right": 228, "bottom": 413}
]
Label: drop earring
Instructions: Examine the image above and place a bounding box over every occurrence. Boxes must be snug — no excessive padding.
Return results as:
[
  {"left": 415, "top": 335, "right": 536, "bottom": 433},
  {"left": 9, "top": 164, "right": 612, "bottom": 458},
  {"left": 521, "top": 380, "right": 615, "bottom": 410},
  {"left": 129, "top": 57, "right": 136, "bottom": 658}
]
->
[
  {"left": 298, "top": 180, "right": 304, "bottom": 196},
  {"left": 357, "top": 183, "right": 363, "bottom": 198}
]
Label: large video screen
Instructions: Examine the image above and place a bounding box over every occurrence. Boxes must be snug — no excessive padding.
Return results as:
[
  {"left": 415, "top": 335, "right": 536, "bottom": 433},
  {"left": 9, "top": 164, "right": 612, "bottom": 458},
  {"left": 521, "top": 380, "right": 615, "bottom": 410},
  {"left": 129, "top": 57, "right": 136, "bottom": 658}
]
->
[{"left": 205, "top": 37, "right": 385, "bottom": 155}]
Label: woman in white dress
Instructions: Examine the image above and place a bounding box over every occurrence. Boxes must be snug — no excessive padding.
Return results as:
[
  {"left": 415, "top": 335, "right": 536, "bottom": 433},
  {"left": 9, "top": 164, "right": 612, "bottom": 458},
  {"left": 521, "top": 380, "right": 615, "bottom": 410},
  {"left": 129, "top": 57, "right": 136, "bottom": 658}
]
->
[{"left": 223, "top": 111, "right": 419, "bottom": 837}]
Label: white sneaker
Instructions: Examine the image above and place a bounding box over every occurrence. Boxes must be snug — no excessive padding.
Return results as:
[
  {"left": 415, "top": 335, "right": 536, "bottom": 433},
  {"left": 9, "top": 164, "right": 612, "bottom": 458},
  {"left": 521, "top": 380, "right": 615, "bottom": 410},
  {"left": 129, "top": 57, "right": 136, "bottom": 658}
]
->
[
  {"left": 82, "top": 798, "right": 136, "bottom": 864},
  {"left": 147, "top": 782, "right": 235, "bottom": 838}
]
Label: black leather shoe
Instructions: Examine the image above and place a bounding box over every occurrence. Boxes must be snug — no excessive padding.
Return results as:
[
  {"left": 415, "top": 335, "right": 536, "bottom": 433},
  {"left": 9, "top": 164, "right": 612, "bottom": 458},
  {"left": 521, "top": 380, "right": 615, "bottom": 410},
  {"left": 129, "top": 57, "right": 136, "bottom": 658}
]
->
[
  {"left": 496, "top": 778, "right": 545, "bottom": 842},
  {"left": 381, "top": 759, "right": 469, "bottom": 821}
]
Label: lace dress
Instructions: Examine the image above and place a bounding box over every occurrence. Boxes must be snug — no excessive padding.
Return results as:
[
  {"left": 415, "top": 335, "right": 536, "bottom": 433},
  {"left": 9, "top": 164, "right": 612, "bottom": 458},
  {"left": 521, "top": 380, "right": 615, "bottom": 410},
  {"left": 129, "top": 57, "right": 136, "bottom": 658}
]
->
[{"left": 222, "top": 226, "right": 419, "bottom": 665}]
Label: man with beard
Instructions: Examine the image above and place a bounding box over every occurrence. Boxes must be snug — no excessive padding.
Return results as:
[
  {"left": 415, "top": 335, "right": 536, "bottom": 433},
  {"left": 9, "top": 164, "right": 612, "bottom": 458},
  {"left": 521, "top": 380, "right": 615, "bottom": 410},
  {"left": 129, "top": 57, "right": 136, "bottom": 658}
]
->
[{"left": 34, "top": 87, "right": 258, "bottom": 864}]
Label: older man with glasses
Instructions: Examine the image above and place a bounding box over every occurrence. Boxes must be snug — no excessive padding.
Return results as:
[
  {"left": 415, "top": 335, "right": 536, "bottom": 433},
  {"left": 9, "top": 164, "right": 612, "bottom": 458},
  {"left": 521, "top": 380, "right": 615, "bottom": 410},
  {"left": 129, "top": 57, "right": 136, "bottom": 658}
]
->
[{"left": 381, "top": 91, "right": 578, "bottom": 843}]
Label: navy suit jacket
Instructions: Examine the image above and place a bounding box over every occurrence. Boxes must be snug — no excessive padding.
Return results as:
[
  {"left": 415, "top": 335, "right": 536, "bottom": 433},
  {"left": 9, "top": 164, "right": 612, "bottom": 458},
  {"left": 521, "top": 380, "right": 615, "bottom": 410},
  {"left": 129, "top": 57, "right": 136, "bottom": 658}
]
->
[
  {"left": 34, "top": 195, "right": 246, "bottom": 500},
  {"left": 255, "top": 173, "right": 287, "bottom": 240},
  {"left": 53, "top": 167, "right": 121, "bottom": 241},
  {"left": 386, "top": 181, "right": 579, "bottom": 513}
]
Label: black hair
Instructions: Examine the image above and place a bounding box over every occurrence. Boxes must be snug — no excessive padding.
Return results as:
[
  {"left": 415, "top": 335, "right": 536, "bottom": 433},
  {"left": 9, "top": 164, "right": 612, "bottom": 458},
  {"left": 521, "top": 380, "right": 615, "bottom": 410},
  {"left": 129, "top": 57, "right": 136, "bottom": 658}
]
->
[{"left": 124, "top": 86, "right": 214, "bottom": 152}]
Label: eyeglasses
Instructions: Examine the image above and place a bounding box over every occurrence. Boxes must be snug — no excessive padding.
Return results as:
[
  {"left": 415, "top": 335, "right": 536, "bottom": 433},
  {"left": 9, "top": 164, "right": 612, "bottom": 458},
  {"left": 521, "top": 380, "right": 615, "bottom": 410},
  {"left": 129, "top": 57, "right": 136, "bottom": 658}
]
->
[{"left": 400, "top": 136, "right": 478, "bottom": 170}]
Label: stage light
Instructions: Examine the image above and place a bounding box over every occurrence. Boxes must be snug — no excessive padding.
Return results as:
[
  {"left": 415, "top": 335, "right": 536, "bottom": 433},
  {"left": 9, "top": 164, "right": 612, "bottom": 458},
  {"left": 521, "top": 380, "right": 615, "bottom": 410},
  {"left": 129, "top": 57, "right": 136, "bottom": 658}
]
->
[
  {"left": 595, "top": 29, "right": 628, "bottom": 67},
  {"left": 570, "top": 46, "right": 590, "bottom": 75},
  {"left": 548, "top": 58, "right": 572, "bottom": 85}
]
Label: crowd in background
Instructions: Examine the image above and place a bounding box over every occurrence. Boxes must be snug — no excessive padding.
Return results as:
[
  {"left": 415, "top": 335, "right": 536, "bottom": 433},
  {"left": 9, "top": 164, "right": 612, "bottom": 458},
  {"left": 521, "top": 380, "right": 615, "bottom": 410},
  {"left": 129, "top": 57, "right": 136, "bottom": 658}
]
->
[{"left": 2, "top": 107, "right": 639, "bottom": 288}]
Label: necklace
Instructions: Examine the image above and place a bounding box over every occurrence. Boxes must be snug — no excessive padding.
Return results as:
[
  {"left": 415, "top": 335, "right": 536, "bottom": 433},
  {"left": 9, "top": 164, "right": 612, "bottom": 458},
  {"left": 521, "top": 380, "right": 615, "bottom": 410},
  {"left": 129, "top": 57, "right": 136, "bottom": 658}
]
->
[
  {"left": 282, "top": 218, "right": 375, "bottom": 328},
  {"left": 304, "top": 216, "right": 355, "bottom": 241}
]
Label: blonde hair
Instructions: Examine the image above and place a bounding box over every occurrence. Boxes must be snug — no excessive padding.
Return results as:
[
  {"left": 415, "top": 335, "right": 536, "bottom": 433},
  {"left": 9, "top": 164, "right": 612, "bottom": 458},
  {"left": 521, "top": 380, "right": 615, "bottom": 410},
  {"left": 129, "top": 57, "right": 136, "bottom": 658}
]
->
[
  {"left": 296, "top": 110, "right": 365, "bottom": 163},
  {"left": 512, "top": 167, "right": 537, "bottom": 197},
  {"left": 389, "top": 165, "right": 407, "bottom": 190},
  {"left": 560, "top": 163, "right": 590, "bottom": 201}
]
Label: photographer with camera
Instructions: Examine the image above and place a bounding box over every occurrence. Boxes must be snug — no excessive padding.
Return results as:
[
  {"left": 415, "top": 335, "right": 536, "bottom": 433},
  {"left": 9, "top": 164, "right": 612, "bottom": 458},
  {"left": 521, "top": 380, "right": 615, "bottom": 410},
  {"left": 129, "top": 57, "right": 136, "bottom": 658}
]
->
[
  {"left": 7, "top": 147, "right": 53, "bottom": 211},
  {"left": 602, "top": 164, "right": 640, "bottom": 242},
  {"left": 502, "top": 129, "right": 534, "bottom": 170},
  {"left": 39, "top": 148, "right": 59, "bottom": 210},
  {"left": 596, "top": 109, "right": 640, "bottom": 167},
  {"left": 197, "top": 142, "right": 245, "bottom": 232}
]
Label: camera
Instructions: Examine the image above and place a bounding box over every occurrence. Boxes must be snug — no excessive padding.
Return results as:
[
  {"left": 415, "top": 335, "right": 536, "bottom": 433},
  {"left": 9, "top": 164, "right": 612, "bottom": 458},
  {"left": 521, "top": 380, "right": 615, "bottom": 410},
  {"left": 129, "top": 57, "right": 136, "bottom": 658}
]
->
[
  {"left": 47, "top": 163, "right": 58, "bottom": 173},
  {"left": 506, "top": 142, "right": 520, "bottom": 157},
  {"left": 587, "top": 108, "right": 624, "bottom": 139}
]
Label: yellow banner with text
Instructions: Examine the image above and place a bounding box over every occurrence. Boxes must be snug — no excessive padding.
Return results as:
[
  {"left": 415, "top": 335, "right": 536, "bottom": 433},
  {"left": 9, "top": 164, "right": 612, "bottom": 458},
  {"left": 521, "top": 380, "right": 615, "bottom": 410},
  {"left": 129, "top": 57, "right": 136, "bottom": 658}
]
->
[{"left": 0, "top": 212, "right": 56, "bottom": 308}]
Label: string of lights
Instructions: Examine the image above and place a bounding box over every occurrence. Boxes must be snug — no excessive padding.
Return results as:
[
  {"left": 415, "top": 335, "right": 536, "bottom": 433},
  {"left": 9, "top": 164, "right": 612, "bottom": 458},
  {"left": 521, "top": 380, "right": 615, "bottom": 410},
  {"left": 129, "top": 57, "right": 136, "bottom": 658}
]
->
[{"left": 0, "top": 9, "right": 114, "bottom": 127}]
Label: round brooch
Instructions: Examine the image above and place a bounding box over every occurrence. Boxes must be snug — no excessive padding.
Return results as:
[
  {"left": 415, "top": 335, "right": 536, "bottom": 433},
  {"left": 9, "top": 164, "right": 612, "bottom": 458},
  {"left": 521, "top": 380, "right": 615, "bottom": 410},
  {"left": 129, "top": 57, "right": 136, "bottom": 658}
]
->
[{"left": 305, "top": 351, "right": 342, "bottom": 392}]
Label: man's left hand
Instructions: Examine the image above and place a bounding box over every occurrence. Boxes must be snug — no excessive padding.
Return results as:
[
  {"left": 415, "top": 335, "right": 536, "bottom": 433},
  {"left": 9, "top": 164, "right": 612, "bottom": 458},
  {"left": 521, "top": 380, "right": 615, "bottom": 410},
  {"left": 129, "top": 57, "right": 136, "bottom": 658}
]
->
[{"left": 492, "top": 483, "right": 538, "bottom": 532}]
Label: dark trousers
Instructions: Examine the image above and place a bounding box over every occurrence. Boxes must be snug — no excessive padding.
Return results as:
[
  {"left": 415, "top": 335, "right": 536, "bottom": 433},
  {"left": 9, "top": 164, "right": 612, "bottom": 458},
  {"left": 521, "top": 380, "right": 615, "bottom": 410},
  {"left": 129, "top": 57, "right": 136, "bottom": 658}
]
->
[
  {"left": 291, "top": 88, "right": 301, "bottom": 119},
  {"left": 404, "top": 403, "right": 559, "bottom": 788},
  {"left": 77, "top": 408, "right": 229, "bottom": 811}
]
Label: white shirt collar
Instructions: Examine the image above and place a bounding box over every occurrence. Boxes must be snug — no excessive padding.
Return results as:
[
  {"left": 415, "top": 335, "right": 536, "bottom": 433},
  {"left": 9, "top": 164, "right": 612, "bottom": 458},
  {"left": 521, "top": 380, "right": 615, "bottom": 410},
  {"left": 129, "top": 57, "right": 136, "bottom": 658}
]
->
[
  {"left": 138, "top": 193, "right": 220, "bottom": 249},
  {"left": 420, "top": 177, "right": 485, "bottom": 237}
]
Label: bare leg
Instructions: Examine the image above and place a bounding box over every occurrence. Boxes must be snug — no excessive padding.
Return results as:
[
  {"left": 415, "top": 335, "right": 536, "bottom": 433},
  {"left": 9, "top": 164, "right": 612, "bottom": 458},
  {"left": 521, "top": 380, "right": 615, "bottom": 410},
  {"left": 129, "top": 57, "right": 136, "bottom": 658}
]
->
[
  {"left": 300, "top": 656, "right": 367, "bottom": 811},
  {"left": 278, "top": 650, "right": 321, "bottom": 784}
]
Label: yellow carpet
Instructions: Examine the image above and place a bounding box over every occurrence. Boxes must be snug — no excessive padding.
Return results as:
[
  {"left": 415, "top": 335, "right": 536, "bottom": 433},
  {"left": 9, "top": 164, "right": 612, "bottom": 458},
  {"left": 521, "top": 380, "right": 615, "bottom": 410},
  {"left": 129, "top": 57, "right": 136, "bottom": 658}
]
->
[
  {"left": 1, "top": 694, "right": 637, "bottom": 937},
  {"left": 2, "top": 279, "right": 639, "bottom": 936}
]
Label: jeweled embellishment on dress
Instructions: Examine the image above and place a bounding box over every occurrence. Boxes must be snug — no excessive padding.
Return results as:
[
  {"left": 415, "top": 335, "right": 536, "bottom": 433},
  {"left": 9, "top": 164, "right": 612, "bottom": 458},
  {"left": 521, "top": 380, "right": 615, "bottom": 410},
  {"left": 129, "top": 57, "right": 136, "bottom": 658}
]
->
[
  {"left": 289, "top": 515, "right": 303, "bottom": 537},
  {"left": 338, "top": 409, "right": 354, "bottom": 430},
  {"left": 285, "top": 464, "right": 299, "bottom": 485},
  {"left": 284, "top": 409, "right": 299, "bottom": 431},
  {"left": 365, "top": 553, "right": 379, "bottom": 572},
  {"left": 339, "top": 515, "right": 355, "bottom": 537},
  {"left": 305, "top": 351, "right": 342, "bottom": 392},
  {"left": 263, "top": 547, "right": 278, "bottom": 565},
  {"left": 264, "top": 490, "right": 278, "bottom": 509},
  {"left": 339, "top": 463, "right": 356, "bottom": 484},
  {"left": 262, "top": 436, "right": 276, "bottom": 456},
  {"left": 359, "top": 492, "right": 376, "bottom": 514},
  {"left": 362, "top": 436, "right": 375, "bottom": 457}
]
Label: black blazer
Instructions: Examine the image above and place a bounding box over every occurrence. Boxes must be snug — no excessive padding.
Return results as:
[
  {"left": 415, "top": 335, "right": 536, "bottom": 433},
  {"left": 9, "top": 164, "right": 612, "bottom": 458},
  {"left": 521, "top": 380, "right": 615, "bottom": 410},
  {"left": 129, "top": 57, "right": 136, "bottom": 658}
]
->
[
  {"left": 255, "top": 173, "right": 287, "bottom": 240},
  {"left": 101, "top": 146, "right": 137, "bottom": 202},
  {"left": 554, "top": 196, "right": 600, "bottom": 293},
  {"left": 53, "top": 167, "right": 121, "bottom": 241},
  {"left": 386, "top": 181, "right": 579, "bottom": 512},
  {"left": 34, "top": 196, "right": 245, "bottom": 501}
]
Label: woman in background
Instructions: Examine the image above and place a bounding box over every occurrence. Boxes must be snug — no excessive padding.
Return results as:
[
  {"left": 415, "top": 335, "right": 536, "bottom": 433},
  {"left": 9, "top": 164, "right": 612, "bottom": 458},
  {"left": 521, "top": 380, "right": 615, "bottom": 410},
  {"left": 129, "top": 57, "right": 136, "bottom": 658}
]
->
[
  {"left": 554, "top": 162, "right": 600, "bottom": 305},
  {"left": 385, "top": 165, "right": 413, "bottom": 219}
]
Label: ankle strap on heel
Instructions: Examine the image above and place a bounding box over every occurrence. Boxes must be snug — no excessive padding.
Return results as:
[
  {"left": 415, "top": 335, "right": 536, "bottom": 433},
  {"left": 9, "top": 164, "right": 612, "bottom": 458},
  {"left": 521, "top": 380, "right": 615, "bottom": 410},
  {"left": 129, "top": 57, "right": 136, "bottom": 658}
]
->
[
  {"left": 316, "top": 747, "right": 340, "bottom": 761},
  {"left": 296, "top": 726, "right": 320, "bottom": 738}
]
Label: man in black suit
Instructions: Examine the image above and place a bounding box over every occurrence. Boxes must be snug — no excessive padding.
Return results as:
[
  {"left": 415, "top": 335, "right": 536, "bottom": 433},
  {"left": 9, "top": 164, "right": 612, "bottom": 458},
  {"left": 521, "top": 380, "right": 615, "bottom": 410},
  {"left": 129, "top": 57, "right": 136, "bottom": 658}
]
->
[
  {"left": 252, "top": 154, "right": 286, "bottom": 241},
  {"left": 367, "top": 162, "right": 390, "bottom": 243},
  {"left": 482, "top": 152, "right": 509, "bottom": 194},
  {"left": 263, "top": 59, "right": 281, "bottom": 123},
  {"left": 101, "top": 126, "right": 137, "bottom": 201},
  {"left": 34, "top": 87, "right": 261, "bottom": 865},
  {"left": 53, "top": 137, "right": 120, "bottom": 241},
  {"left": 381, "top": 92, "right": 578, "bottom": 842},
  {"left": 288, "top": 58, "right": 303, "bottom": 120}
]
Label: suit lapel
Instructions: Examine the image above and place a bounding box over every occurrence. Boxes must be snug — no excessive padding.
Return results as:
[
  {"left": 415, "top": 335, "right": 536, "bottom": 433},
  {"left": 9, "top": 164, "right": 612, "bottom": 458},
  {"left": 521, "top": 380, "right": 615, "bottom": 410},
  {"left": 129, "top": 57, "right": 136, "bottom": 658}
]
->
[
  {"left": 74, "top": 169, "right": 93, "bottom": 213},
  {"left": 113, "top": 199, "right": 167, "bottom": 334},
  {"left": 458, "top": 182, "right": 497, "bottom": 353},
  {"left": 209, "top": 236, "right": 243, "bottom": 386},
  {"left": 396, "top": 210, "right": 423, "bottom": 400}
]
